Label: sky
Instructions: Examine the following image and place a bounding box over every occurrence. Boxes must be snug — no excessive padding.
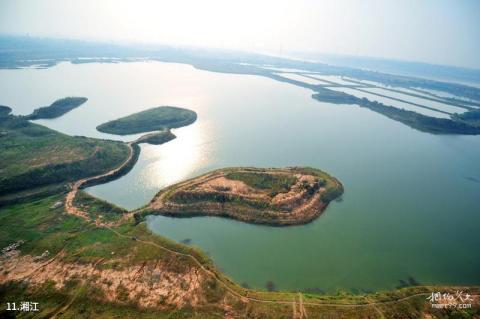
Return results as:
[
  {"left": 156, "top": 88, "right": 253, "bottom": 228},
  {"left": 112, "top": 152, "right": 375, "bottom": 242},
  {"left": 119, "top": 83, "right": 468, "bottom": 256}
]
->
[{"left": 1, "top": 0, "right": 479, "bottom": 68}]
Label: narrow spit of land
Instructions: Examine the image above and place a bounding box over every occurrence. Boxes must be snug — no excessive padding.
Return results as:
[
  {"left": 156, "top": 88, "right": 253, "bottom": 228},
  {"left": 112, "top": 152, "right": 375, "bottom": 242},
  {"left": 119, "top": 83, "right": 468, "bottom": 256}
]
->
[
  {"left": 267, "top": 72, "right": 480, "bottom": 134},
  {"left": 311, "top": 87, "right": 480, "bottom": 134},
  {"left": 26, "top": 97, "right": 88, "bottom": 120},
  {"left": 65, "top": 105, "right": 200, "bottom": 224},
  {"left": 64, "top": 141, "right": 135, "bottom": 224}
]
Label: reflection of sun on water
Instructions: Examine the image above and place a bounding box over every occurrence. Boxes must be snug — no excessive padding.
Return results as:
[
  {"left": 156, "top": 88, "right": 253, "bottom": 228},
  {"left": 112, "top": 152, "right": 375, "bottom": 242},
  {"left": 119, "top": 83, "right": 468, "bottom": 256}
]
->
[{"left": 140, "top": 122, "right": 209, "bottom": 190}]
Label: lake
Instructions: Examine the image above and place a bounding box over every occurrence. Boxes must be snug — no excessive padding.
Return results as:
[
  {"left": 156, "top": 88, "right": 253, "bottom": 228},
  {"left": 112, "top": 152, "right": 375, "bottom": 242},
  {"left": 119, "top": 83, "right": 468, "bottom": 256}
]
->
[{"left": 1, "top": 61, "right": 479, "bottom": 293}]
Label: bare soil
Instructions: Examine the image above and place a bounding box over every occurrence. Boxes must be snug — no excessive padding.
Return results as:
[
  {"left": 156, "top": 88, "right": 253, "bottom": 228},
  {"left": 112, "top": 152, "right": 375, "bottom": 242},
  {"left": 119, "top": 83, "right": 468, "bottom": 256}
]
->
[
  {"left": 0, "top": 250, "right": 206, "bottom": 308},
  {"left": 147, "top": 168, "right": 341, "bottom": 226}
]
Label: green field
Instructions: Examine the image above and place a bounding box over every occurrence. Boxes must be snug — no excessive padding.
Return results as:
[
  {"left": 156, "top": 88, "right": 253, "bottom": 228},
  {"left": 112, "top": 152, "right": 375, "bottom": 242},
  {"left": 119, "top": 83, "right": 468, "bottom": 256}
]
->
[
  {"left": 225, "top": 171, "right": 297, "bottom": 194},
  {"left": 96, "top": 106, "right": 197, "bottom": 135},
  {"left": 73, "top": 190, "right": 127, "bottom": 223},
  {"left": 0, "top": 114, "right": 129, "bottom": 196},
  {"left": 1, "top": 193, "right": 478, "bottom": 318}
]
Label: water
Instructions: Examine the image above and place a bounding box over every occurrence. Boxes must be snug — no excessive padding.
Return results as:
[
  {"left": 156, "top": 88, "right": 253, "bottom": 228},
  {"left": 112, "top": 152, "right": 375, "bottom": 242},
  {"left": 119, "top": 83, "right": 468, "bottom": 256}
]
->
[
  {"left": 274, "top": 72, "right": 326, "bottom": 85},
  {"left": 1, "top": 61, "right": 479, "bottom": 293},
  {"left": 328, "top": 86, "right": 450, "bottom": 118},
  {"left": 305, "top": 74, "right": 359, "bottom": 86},
  {"left": 363, "top": 87, "right": 467, "bottom": 114}
]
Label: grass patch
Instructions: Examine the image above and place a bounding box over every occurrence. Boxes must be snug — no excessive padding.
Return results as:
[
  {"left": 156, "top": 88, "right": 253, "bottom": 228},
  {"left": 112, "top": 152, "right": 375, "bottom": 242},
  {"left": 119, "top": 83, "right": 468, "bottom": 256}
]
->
[
  {"left": 73, "top": 190, "right": 126, "bottom": 223},
  {"left": 25, "top": 97, "right": 88, "bottom": 120},
  {"left": 0, "top": 194, "right": 86, "bottom": 256},
  {"left": 0, "top": 114, "right": 129, "bottom": 194},
  {"left": 225, "top": 171, "right": 296, "bottom": 195}
]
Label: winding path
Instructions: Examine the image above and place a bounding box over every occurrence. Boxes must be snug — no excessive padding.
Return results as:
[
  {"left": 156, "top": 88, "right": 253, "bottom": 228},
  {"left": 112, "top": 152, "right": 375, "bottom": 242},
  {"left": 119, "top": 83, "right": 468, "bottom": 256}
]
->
[
  {"left": 62, "top": 140, "right": 469, "bottom": 315},
  {"left": 65, "top": 141, "right": 135, "bottom": 223}
]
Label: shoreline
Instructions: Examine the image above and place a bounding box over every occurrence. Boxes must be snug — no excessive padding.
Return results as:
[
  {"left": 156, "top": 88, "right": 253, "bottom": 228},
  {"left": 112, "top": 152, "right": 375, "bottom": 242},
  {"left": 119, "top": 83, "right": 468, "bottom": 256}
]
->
[{"left": 142, "top": 167, "right": 344, "bottom": 226}]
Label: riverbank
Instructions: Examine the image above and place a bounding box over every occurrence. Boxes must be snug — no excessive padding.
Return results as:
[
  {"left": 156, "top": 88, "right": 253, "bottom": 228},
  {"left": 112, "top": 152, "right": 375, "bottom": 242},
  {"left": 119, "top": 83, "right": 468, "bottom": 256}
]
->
[{"left": 1, "top": 193, "right": 478, "bottom": 318}]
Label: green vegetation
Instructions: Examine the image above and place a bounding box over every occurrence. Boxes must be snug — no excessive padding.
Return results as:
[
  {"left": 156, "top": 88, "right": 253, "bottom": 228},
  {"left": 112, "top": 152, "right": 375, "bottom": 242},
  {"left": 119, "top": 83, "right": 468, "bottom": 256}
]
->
[
  {"left": 313, "top": 90, "right": 480, "bottom": 134},
  {"left": 312, "top": 87, "right": 358, "bottom": 104},
  {"left": 0, "top": 194, "right": 85, "bottom": 257},
  {"left": 452, "top": 108, "right": 480, "bottom": 126},
  {"left": 0, "top": 105, "right": 11, "bottom": 117},
  {"left": 1, "top": 194, "right": 478, "bottom": 318},
  {"left": 96, "top": 106, "right": 197, "bottom": 135},
  {"left": 0, "top": 114, "right": 129, "bottom": 195},
  {"left": 26, "top": 97, "right": 88, "bottom": 120},
  {"left": 358, "top": 98, "right": 480, "bottom": 134},
  {"left": 134, "top": 129, "right": 176, "bottom": 145},
  {"left": 0, "top": 194, "right": 225, "bottom": 317},
  {"left": 225, "top": 171, "right": 297, "bottom": 195},
  {"left": 0, "top": 194, "right": 208, "bottom": 271},
  {"left": 73, "top": 190, "right": 127, "bottom": 223},
  {"left": 148, "top": 167, "right": 343, "bottom": 226}
]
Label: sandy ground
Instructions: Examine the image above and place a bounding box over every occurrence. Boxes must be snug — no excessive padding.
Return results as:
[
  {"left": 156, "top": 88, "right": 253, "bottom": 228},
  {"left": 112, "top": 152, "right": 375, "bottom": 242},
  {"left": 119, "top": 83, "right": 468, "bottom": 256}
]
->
[
  {"left": 148, "top": 168, "right": 331, "bottom": 225},
  {"left": 0, "top": 250, "right": 205, "bottom": 308}
]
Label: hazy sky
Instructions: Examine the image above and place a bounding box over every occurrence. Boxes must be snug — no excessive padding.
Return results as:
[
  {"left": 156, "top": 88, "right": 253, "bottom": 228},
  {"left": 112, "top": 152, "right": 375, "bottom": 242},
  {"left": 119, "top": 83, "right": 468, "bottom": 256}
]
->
[{"left": 1, "top": 0, "right": 479, "bottom": 68}]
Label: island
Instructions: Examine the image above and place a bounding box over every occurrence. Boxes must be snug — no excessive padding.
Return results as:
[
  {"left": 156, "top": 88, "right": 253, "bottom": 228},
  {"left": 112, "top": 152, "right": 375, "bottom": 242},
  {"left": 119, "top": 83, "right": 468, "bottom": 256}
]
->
[
  {"left": 26, "top": 97, "right": 88, "bottom": 120},
  {"left": 143, "top": 167, "right": 343, "bottom": 226},
  {"left": 96, "top": 106, "right": 197, "bottom": 135}
]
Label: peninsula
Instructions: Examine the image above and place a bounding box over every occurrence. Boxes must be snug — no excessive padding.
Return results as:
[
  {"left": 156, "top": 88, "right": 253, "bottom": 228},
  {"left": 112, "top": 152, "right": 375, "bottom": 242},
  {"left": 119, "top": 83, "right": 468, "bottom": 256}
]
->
[
  {"left": 0, "top": 109, "right": 129, "bottom": 199},
  {"left": 144, "top": 167, "right": 343, "bottom": 226},
  {"left": 26, "top": 97, "right": 88, "bottom": 120}
]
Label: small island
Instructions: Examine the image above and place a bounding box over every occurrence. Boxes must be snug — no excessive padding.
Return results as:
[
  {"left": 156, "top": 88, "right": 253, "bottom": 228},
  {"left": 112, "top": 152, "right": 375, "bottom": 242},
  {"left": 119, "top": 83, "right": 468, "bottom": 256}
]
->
[
  {"left": 26, "top": 97, "right": 88, "bottom": 120},
  {"left": 96, "top": 106, "right": 197, "bottom": 135},
  {"left": 133, "top": 129, "right": 176, "bottom": 145},
  {"left": 144, "top": 167, "right": 343, "bottom": 226}
]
